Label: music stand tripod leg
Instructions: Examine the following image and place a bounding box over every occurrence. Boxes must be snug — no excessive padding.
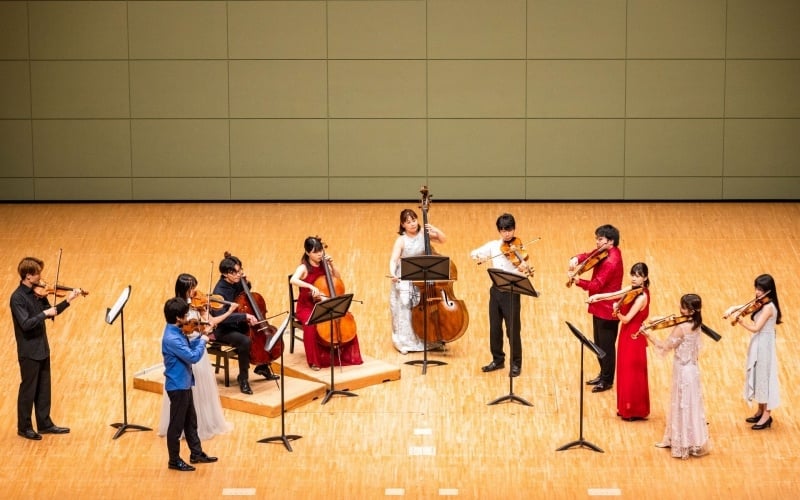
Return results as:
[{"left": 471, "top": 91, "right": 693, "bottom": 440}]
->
[
  {"left": 485, "top": 273, "right": 534, "bottom": 407},
  {"left": 259, "top": 317, "right": 301, "bottom": 451}
]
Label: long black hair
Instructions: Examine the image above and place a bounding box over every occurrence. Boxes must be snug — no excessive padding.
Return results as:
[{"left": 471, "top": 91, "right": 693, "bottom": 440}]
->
[
  {"left": 175, "top": 273, "right": 198, "bottom": 301},
  {"left": 754, "top": 274, "right": 782, "bottom": 324},
  {"left": 301, "top": 236, "right": 325, "bottom": 268}
]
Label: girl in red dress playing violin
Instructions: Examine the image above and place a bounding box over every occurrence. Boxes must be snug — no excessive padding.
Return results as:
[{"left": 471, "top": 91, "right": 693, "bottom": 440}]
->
[
  {"left": 588, "top": 262, "right": 650, "bottom": 420},
  {"left": 290, "top": 237, "right": 363, "bottom": 370}
]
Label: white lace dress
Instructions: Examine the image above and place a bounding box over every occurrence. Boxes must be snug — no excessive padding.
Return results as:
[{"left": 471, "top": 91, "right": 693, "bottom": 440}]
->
[
  {"left": 744, "top": 302, "right": 780, "bottom": 410},
  {"left": 657, "top": 328, "right": 711, "bottom": 459},
  {"left": 158, "top": 329, "right": 233, "bottom": 440},
  {"left": 389, "top": 232, "right": 425, "bottom": 354}
]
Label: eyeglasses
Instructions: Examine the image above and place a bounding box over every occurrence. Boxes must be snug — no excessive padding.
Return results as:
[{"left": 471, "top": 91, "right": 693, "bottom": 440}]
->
[{"left": 227, "top": 268, "right": 243, "bottom": 275}]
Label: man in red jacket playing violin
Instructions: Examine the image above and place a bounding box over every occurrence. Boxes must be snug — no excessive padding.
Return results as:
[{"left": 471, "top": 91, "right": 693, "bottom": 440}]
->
[{"left": 568, "top": 224, "right": 624, "bottom": 393}]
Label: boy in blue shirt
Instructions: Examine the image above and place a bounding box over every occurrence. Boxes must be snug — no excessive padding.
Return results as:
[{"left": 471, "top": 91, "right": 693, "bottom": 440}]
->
[{"left": 162, "top": 297, "right": 218, "bottom": 471}]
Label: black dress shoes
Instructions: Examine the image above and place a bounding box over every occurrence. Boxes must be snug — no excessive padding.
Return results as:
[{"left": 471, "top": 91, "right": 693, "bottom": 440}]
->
[
  {"left": 510, "top": 365, "right": 521, "bottom": 377},
  {"left": 168, "top": 458, "right": 196, "bottom": 471},
  {"left": 238, "top": 376, "right": 253, "bottom": 395},
  {"left": 39, "top": 425, "right": 70, "bottom": 434},
  {"left": 591, "top": 382, "right": 612, "bottom": 393},
  {"left": 586, "top": 376, "right": 602, "bottom": 386},
  {"left": 18, "top": 429, "right": 42, "bottom": 440},
  {"left": 254, "top": 364, "right": 280, "bottom": 381},
  {"left": 190, "top": 452, "right": 218, "bottom": 464},
  {"left": 745, "top": 413, "right": 763, "bottom": 424},
  {"left": 481, "top": 361, "right": 504, "bottom": 372}
]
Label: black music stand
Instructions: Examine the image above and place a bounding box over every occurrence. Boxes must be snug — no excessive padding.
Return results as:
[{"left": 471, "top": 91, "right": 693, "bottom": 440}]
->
[
  {"left": 106, "top": 286, "right": 151, "bottom": 439},
  {"left": 557, "top": 321, "right": 606, "bottom": 453},
  {"left": 258, "top": 315, "right": 301, "bottom": 451},
  {"left": 307, "top": 293, "right": 358, "bottom": 404},
  {"left": 400, "top": 255, "right": 451, "bottom": 374},
  {"left": 486, "top": 269, "right": 537, "bottom": 407}
]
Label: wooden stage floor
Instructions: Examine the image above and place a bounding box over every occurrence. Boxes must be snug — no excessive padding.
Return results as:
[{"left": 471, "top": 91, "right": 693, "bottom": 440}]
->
[{"left": 1, "top": 201, "right": 799, "bottom": 499}]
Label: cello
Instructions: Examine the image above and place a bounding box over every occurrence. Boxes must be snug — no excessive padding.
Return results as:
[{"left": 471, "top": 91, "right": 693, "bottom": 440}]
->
[
  {"left": 312, "top": 238, "right": 358, "bottom": 347},
  {"left": 410, "top": 186, "right": 469, "bottom": 343},
  {"left": 235, "top": 276, "right": 283, "bottom": 364}
]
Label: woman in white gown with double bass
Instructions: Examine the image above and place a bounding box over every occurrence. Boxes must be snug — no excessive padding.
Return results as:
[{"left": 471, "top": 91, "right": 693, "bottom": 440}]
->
[{"left": 158, "top": 274, "right": 234, "bottom": 440}]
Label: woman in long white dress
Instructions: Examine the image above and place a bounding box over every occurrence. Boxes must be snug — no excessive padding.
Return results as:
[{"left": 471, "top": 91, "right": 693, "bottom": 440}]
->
[
  {"left": 388, "top": 209, "right": 447, "bottom": 354},
  {"left": 158, "top": 274, "right": 234, "bottom": 440},
  {"left": 725, "top": 273, "right": 782, "bottom": 430},
  {"left": 649, "top": 293, "right": 711, "bottom": 459}
]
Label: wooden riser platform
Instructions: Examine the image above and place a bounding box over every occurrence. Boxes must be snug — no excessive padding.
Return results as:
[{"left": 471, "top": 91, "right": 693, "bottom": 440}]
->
[
  {"left": 281, "top": 339, "right": 402, "bottom": 391},
  {"left": 133, "top": 363, "right": 327, "bottom": 418}
]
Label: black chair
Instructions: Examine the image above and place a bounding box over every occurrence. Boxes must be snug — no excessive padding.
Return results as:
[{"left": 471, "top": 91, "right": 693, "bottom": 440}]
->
[
  {"left": 287, "top": 274, "right": 304, "bottom": 353},
  {"left": 206, "top": 341, "right": 237, "bottom": 387}
]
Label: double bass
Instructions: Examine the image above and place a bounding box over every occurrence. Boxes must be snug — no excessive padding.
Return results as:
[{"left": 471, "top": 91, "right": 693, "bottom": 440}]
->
[
  {"left": 235, "top": 276, "right": 283, "bottom": 364},
  {"left": 312, "top": 238, "right": 358, "bottom": 347},
  {"left": 410, "top": 186, "right": 469, "bottom": 343}
]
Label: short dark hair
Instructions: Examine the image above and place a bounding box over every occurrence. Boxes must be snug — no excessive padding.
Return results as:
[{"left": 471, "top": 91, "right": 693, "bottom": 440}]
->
[
  {"left": 164, "top": 297, "right": 189, "bottom": 324},
  {"left": 595, "top": 224, "right": 620, "bottom": 246},
  {"left": 219, "top": 251, "right": 242, "bottom": 275},
  {"left": 496, "top": 213, "right": 516, "bottom": 231}
]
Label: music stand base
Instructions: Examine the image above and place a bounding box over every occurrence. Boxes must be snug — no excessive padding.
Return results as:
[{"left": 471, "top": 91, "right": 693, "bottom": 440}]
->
[
  {"left": 488, "top": 392, "right": 533, "bottom": 407},
  {"left": 321, "top": 388, "right": 358, "bottom": 405},
  {"left": 404, "top": 358, "right": 447, "bottom": 375},
  {"left": 556, "top": 438, "right": 604, "bottom": 453},
  {"left": 110, "top": 422, "right": 151, "bottom": 440},
  {"left": 258, "top": 434, "right": 302, "bottom": 452}
]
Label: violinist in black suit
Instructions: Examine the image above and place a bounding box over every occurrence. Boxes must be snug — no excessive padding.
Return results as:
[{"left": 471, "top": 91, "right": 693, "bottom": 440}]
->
[{"left": 10, "top": 257, "right": 83, "bottom": 440}]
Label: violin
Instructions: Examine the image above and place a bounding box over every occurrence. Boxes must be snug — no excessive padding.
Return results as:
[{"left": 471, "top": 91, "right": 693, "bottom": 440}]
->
[
  {"left": 191, "top": 290, "right": 236, "bottom": 311},
  {"left": 178, "top": 317, "right": 211, "bottom": 335},
  {"left": 477, "top": 237, "right": 541, "bottom": 277},
  {"left": 632, "top": 314, "right": 692, "bottom": 339},
  {"left": 567, "top": 246, "right": 609, "bottom": 287},
  {"left": 33, "top": 280, "right": 88, "bottom": 298},
  {"left": 723, "top": 292, "right": 772, "bottom": 325},
  {"left": 614, "top": 286, "right": 644, "bottom": 317}
]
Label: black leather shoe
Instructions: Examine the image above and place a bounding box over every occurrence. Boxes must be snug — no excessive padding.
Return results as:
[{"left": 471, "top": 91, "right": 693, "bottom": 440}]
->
[
  {"left": 168, "top": 458, "right": 196, "bottom": 471},
  {"left": 190, "top": 452, "right": 218, "bottom": 464},
  {"left": 238, "top": 377, "right": 253, "bottom": 395},
  {"left": 586, "top": 376, "right": 602, "bottom": 386},
  {"left": 39, "top": 425, "right": 70, "bottom": 434},
  {"left": 254, "top": 364, "right": 280, "bottom": 381},
  {"left": 591, "top": 382, "right": 612, "bottom": 393},
  {"left": 18, "top": 429, "right": 42, "bottom": 440},
  {"left": 510, "top": 365, "right": 521, "bottom": 377},
  {"left": 481, "top": 361, "right": 504, "bottom": 372},
  {"left": 745, "top": 413, "right": 763, "bottom": 424}
]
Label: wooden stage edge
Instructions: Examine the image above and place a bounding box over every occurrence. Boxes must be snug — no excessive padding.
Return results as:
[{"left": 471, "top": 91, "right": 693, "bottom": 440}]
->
[{"left": 133, "top": 347, "right": 401, "bottom": 418}]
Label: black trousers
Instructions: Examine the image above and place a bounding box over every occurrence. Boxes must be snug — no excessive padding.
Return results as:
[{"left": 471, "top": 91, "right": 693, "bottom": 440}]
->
[
  {"left": 488, "top": 286, "right": 522, "bottom": 367},
  {"left": 17, "top": 356, "right": 55, "bottom": 432},
  {"left": 216, "top": 329, "right": 251, "bottom": 380},
  {"left": 593, "top": 316, "right": 619, "bottom": 385},
  {"left": 166, "top": 389, "right": 203, "bottom": 462}
]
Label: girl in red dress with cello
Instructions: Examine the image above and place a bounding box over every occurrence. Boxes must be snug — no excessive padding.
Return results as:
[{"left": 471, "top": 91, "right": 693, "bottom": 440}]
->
[
  {"left": 588, "top": 262, "right": 650, "bottom": 420},
  {"left": 290, "top": 236, "right": 363, "bottom": 370}
]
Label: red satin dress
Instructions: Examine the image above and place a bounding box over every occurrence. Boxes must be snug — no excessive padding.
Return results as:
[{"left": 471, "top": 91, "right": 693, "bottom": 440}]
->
[
  {"left": 296, "top": 263, "right": 363, "bottom": 369},
  {"left": 616, "top": 288, "right": 650, "bottom": 419}
]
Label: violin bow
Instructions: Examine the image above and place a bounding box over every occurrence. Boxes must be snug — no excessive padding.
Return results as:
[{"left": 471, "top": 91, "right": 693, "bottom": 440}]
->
[{"left": 52, "top": 248, "right": 63, "bottom": 322}]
